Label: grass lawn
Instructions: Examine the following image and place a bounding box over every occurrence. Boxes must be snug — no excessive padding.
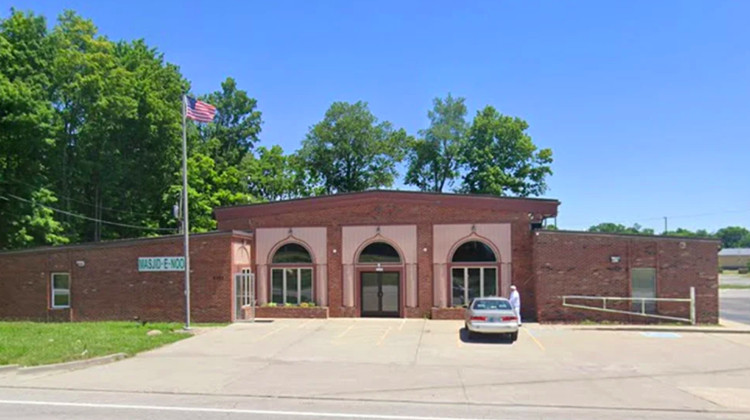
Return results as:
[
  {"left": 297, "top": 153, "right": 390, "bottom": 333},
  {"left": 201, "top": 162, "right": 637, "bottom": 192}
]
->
[
  {"left": 0, "top": 321, "right": 217, "bottom": 367},
  {"left": 719, "top": 284, "right": 750, "bottom": 289}
]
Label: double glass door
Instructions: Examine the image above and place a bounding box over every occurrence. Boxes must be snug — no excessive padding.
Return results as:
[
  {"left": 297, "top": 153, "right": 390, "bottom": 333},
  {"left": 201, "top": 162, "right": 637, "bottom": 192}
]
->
[{"left": 361, "top": 272, "right": 400, "bottom": 317}]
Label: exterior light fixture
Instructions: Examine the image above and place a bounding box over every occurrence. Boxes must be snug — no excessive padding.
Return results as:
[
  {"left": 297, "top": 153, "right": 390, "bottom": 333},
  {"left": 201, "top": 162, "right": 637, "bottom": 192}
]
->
[
  {"left": 610, "top": 256, "right": 621, "bottom": 263},
  {"left": 75, "top": 260, "right": 86, "bottom": 267},
  {"left": 376, "top": 263, "right": 383, "bottom": 272}
]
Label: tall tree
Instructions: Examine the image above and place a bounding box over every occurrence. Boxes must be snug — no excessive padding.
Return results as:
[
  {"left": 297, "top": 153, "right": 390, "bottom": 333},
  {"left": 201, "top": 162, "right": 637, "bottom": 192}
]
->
[
  {"left": 299, "top": 101, "right": 408, "bottom": 194},
  {"left": 240, "top": 145, "right": 318, "bottom": 201},
  {"left": 0, "top": 10, "right": 67, "bottom": 249},
  {"left": 461, "top": 106, "right": 553, "bottom": 197},
  {"left": 405, "top": 94, "right": 467, "bottom": 192},
  {"left": 198, "top": 77, "right": 262, "bottom": 167}
]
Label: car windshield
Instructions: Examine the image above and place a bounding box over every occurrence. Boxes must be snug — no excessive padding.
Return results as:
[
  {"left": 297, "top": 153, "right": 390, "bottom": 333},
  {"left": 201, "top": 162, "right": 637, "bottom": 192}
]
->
[{"left": 472, "top": 299, "right": 512, "bottom": 310}]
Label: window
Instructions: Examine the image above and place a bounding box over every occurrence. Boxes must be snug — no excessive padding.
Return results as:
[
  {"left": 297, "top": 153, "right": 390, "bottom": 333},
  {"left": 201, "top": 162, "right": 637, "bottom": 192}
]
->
[
  {"left": 272, "top": 243, "right": 312, "bottom": 264},
  {"left": 452, "top": 241, "right": 496, "bottom": 262},
  {"left": 472, "top": 299, "right": 512, "bottom": 311},
  {"left": 51, "top": 273, "right": 70, "bottom": 309},
  {"left": 270, "top": 243, "right": 313, "bottom": 305},
  {"left": 631, "top": 268, "right": 656, "bottom": 313},
  {"left": 450, "top": 240, "right": 498, "bottom": 307},
  {"left": 452, "top": 267, "right": 497, "bottom": 307},
  {"left": 358, "top": 242, "right": 401, "bottom": 264},
  {"left": 271, "top": 268, "right": 313, "bottom": 305}
]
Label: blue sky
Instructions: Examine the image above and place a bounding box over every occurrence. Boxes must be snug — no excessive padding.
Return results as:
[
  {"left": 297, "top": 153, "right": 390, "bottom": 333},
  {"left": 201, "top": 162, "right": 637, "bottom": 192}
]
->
[{"left": 6, "top": 0, "right": 750, "bottom": 232}]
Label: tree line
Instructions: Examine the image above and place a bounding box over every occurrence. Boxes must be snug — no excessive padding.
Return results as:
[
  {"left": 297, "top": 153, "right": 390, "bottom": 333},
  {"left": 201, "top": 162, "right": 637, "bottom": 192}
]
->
[
  {"left": 0, "top": 10, "right": 553, "bottom": 250},
  {"left": 577, "top": 223, "right": 750, "bottom": 249}
]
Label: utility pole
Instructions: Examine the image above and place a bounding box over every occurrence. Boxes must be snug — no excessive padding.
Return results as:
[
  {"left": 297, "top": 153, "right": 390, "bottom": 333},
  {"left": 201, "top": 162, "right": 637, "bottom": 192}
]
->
[{"left": 664, "top": 217, "right": 668, "bottom": 235}]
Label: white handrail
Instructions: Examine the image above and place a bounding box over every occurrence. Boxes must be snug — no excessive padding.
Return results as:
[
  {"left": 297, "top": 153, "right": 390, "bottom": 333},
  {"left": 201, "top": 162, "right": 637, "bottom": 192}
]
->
[{"left": 562, "top": 287, "right": 696, "bottom": 325}]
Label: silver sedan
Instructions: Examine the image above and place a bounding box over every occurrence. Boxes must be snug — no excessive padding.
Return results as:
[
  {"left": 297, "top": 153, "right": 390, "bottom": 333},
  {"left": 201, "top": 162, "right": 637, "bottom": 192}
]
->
[{"left": 464, "top": 297, "right": 519, "bottom": 342}]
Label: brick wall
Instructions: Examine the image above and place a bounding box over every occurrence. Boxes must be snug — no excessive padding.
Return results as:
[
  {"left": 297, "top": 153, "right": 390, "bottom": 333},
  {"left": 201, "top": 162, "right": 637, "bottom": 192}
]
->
[
  {"left": 218, "top": 194, "right": 552, "bottom": 319},
  {"left": 533, "top": 231, "right": 719, "bottom": 324},
  {"left": 0, "top": 232, "right": 246, "bottom": 323}
]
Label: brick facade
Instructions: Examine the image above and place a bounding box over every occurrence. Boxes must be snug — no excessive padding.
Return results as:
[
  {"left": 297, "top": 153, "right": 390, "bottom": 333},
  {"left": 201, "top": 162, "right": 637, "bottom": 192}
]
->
[
  {"left": 215, "top": 191, "right": 558, "bottom": 320},
  {"left": 0, "top": 231, "right": 251, "bottom": 323},
  {"left": 533, "top": 231, "right": 719, "bottom": 324},
  {"left": 0, "top": 191, "right": 720, "bottom": 324}
]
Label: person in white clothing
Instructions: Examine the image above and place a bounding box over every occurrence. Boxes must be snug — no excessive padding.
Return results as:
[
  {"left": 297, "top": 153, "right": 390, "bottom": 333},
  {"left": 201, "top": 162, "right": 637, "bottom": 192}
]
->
[{"left": 509, "top": 285, "right": 522, "bottom": 326}]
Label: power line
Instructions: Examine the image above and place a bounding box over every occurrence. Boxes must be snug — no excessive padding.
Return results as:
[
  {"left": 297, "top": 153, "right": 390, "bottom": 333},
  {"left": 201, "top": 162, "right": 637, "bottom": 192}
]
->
[
  {"left": 0, "top": 177, "right": 172, "bottom": 218},
  {"left": 1, "top": 193, "right": 177, "bottom": 233}
]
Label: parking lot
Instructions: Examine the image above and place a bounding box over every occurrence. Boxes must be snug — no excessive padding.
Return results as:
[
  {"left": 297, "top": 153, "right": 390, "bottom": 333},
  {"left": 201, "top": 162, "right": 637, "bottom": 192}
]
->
[{"left": 2, "top": 318, "right": 750, "bottom": 419}]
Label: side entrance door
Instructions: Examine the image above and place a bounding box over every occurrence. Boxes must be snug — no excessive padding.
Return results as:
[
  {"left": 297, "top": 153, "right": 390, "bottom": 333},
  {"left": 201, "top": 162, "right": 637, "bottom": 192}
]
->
[{"left": 361, "top": 272, "right": 400, "bottom": 317}]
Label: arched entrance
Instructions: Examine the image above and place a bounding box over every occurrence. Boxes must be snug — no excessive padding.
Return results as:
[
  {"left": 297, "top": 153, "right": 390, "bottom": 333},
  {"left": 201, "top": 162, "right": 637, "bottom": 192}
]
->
[
  {"left": 357, "top": 242, "right": 402, "bottom": 317},
  {"left": 450, "top": 240, "right": 499, "bottom": 307}
]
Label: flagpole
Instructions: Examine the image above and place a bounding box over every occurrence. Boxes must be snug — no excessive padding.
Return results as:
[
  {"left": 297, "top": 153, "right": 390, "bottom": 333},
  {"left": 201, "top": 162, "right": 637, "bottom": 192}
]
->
[{"left": 181, "top": 95, "right": 191, "bottom": 330}]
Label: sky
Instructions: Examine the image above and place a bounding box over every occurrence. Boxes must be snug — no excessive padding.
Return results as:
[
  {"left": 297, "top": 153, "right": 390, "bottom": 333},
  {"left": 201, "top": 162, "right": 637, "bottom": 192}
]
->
[{"left": 5, "top": 0, "right": 749, "bottom": 232}]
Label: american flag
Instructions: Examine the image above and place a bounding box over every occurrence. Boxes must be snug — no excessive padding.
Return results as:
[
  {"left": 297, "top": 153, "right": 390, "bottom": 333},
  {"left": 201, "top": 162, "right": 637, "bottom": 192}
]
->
[{"left": 185, "top": 96, "right": 217, "bottom": 123}]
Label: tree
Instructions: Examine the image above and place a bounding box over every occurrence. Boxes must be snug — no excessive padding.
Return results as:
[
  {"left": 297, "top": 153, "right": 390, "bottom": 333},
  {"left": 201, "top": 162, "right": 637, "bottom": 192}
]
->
[
  {"left": 198, "top": 77, "right": 262, "bottom": 167},
  {"left": 664, "top": 228, "right": 715, "bottom": 238},
  {"left": 461, "top": 106, "right": 552, "bottom": 197},
  {"left": 299, "top": 101, "right": 408, "bottom": 194},
  {"left": 715, "top": 226, "right": 750, "bottom": 248},
  {"left": 588, "top": 223, "right": 654, "bottom": 235},
  {"left": 241, "top": 145, "right": 318, "bottom": 201},
  {"left": 0, "top": 10, "right": 66, "bottom": 249},
  {"left": 405, "top": 94, "right": 467, "bottom": 192}
]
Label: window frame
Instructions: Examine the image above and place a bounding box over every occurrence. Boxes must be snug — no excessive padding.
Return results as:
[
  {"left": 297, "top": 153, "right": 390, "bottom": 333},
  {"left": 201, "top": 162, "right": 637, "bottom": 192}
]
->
[
  {"left": 50, "top": 272, "right": 71, "bottom": 309},
  {"left": 450, "top": 266, "right": 498, "bottom": 307},
  {"left": 270, "top": 267, "right": 314, "bottom": 305},
  {"left": 357, "top": 242, "right": 402, "bottom": 265}
]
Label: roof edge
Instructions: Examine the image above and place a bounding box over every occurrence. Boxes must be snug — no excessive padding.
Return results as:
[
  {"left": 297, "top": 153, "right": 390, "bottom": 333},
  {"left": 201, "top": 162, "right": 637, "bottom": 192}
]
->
[
  {"left": 0, "top": 230, "right": 253, "bottom": 256},
  {"left": 534, "top": 229, "right": 721, "bottom": 243}
]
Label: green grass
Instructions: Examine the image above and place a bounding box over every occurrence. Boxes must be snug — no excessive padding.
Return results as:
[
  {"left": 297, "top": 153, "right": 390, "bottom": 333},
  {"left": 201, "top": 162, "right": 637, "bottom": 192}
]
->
[
  {"left": 0, "top": 321, "right": 219, "bottom": 367},
  {"left": 719, "top": 284, "right": 750, "bottom": 289}
]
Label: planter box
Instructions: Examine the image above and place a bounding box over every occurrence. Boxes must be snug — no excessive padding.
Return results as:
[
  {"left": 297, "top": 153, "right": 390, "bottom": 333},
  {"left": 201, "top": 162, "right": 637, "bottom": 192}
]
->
[
  {"left": 245, "top": 305, "right": 328, "bottom": 319},
  {"left": 431, "top": 307, "right": 466, "bottom": 320}
]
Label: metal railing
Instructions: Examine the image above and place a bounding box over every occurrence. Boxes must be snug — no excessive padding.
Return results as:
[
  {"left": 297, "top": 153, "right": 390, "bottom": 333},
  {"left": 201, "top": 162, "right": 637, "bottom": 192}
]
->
[{"left": 562, "top": 287, "right": 696, "bottom": 325}]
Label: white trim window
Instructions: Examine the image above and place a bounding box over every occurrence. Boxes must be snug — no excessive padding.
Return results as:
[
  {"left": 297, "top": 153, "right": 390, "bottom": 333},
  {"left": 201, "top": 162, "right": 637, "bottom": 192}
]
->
[
  {"left": 51, "top": 272, "right": 71, "bottom": 309},
  {"left": 271, "top": 268, "right": 313, "bottom": 305}
]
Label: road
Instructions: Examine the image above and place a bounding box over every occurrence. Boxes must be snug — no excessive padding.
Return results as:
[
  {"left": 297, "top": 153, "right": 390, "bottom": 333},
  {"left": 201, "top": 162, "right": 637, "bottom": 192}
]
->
[
  {"left": 720, "top": 274, "right": 750, "bottom": 325},
  {"left": 1, "top": 387, "right": 748, "bottom": 420}
]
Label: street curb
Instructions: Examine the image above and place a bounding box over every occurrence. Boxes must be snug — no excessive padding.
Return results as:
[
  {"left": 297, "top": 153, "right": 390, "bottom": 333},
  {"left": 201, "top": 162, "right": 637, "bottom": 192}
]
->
[
  {"left": 573, "top": 327, "right": 750, "bottom": 334},
  {"left": 0, "top": 364, "right": 19, "bottom": 372},
  {"left": 17, "top": 353, "right": 127, "bottom": 375}
]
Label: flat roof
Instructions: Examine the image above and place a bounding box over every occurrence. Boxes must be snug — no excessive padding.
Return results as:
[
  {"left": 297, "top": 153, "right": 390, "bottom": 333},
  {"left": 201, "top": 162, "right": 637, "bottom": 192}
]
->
[
  {"left": 214, "top": 189, "right": 560, "bottom": 220},
  {"left": 0, "top": 230, "right": 253, "bottom": 256},
  {"left": 535, "top": 229, "right": 721, "bottom": 243},
  {"left": 718, "top": 248, "right": 750, "bottom": 256}
]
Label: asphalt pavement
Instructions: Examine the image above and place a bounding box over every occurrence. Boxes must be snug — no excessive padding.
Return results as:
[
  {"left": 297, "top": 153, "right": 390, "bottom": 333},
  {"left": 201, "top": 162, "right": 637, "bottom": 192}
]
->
[
  {"left": 720, "top": 274, "right": 750, "bottom": 325},
  {"left": 2, "top": 318, "right": 750, "bottom": 419}
]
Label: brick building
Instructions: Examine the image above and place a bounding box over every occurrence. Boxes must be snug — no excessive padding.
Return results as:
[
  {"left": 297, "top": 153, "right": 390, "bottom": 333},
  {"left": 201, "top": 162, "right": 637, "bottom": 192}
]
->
[{"left": 0, "top": 191, "right": 719, "bottom": 324}]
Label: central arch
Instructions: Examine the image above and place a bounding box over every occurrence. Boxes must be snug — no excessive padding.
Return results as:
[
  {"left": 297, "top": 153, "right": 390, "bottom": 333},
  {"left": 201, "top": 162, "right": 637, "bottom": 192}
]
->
[
  {"left": 449, "top": 239, "right": 500, "bottom": 307},
  {"left": 355, "top": 240, "right": 403, "bottom": 318}
]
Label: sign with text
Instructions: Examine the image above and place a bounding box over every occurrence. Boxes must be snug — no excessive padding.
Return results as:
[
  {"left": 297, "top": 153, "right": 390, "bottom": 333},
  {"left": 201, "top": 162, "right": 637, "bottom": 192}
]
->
[{"left": 138, "top": 256, "right": 185, "bottom": 272}]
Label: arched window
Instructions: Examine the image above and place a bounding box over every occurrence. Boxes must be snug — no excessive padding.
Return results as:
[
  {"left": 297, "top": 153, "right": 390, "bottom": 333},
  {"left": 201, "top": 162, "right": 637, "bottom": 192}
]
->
[
  {"left": 270, "top": 243, "right": 313, "bottom": 305},
  {"left": 358, "top": 242, "right": 401, "bottom": 264},
  {"left": 272, "top": 243, "right": 312, "bottom": 264},
  {"left": 450, "top": 241, "right": 498, "bottom": 307},
  {"left": 452, "top": 241, "right": 496, "bottom": 262}
]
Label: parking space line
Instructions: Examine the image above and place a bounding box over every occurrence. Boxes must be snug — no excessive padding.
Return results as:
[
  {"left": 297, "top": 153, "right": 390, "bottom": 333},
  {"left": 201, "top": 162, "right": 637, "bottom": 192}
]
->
[
  {"left": 523, "top": 328, "right": 545, "bottom": 351},
  {"left": 376, "top": 326, "right": 392, "bottom": 346},
  {"left": 297, "top": 319, "right": 313, "bottom": 329},
  {"left": 456, "top": 333, "right": 463, "bottom": 348},
  {"left": 398, "top": 318, "right": 407, "bottom": 331},
  {"left": 257, "top": 325, "right": 288, "bottom": 341},
  {"left": 336, "top": 322, "right": 356, "bottom": 339}
]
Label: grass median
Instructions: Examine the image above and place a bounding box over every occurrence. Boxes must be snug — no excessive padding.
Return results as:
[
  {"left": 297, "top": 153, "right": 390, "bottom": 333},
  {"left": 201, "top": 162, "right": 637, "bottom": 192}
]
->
[{"left": 0, "top": 321, "right": 222, "bottom": 367}]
